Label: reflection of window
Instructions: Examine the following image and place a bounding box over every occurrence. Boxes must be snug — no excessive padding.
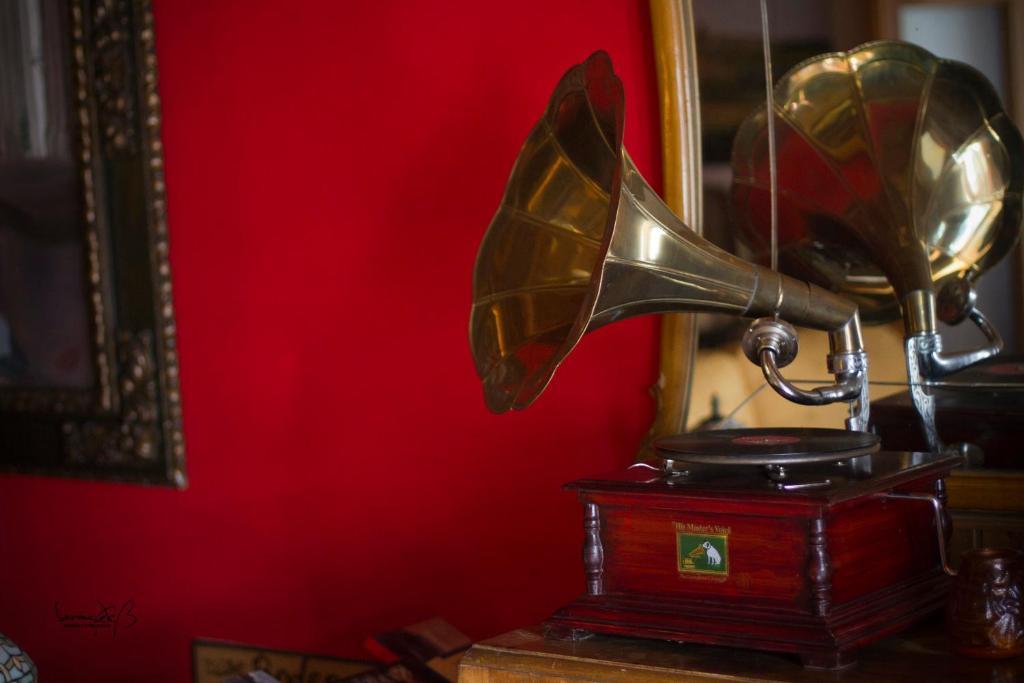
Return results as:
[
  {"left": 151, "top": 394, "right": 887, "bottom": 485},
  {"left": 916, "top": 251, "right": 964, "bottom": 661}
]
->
[
  {"left": 0, "top": 0, "right": 70, "bottom": 162},
  {"left": 899, "top": 5, "right": 1005, "bottom": 98},
  {"left": 0, "top": 316, "right": 10, "bottom": 359},
  {"left": 20, "top": 0, "right": 49, "bottom": 156},
  {"left": 0, "top": 0, "right": 91, "bottom": 389},
  {"left": 0, "top": 315, "right": 25, "bottom": 386}
]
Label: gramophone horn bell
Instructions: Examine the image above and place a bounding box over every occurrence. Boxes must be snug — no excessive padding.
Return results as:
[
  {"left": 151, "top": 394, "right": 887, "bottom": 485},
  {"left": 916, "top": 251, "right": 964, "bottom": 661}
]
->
[{"left": 471, "top": 52, "right": 862, "bottom": 414}]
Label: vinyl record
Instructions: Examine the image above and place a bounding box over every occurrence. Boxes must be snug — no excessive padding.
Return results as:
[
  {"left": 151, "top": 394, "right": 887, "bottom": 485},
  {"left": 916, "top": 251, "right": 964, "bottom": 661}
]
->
[{"left": 655, "top": 427, "right": 880, "bottom": 466}]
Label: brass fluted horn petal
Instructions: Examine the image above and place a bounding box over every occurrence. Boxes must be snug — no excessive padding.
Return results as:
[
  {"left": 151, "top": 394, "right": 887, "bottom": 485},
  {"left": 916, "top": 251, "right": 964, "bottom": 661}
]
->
[
  {"left": 471, "top": 52, "right": 868, "bottom": 420},
  {"left": 732, "top": 40, "right": 1024, "bottom": 329},
  {"left": 469, "top": 52, "right": 623, "bottom": 413}
]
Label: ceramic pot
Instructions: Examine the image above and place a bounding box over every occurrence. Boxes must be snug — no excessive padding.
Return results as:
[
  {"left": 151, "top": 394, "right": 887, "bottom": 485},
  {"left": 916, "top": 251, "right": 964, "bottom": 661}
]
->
[
  {"left": 0, "top": 633, "right": 35, "bottom": 682},
  {"left": 948, "top": 548, "right": 1024, "bottom": 658}
]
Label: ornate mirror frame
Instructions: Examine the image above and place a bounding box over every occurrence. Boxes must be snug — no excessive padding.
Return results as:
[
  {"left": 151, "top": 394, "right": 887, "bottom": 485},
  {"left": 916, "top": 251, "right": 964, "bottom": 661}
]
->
[
  {"left": 0, "top": 0, "right": 185, "bottom": 486},
  {"left": 643, "top": 0, "right": 701, "bottom": 453}
]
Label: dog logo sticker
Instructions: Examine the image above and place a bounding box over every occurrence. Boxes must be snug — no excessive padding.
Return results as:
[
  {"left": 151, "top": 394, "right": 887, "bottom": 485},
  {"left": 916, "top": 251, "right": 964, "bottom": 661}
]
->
[{"left": 675, "top": 523, "right": 729, "bottom": 578}]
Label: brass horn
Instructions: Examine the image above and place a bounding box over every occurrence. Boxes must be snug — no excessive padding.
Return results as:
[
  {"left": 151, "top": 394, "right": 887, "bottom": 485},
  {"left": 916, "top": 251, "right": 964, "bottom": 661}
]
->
[
  {"left": 470, "top": 52, "right": 869, "bottom": 429},
  {"left": 732, "top": 41, "right": 1024, "bottom": 448}
]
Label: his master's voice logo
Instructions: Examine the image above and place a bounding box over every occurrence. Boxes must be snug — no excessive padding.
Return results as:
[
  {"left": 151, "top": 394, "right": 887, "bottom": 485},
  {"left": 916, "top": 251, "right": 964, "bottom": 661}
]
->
[{"left": 675, "top": 522, "right": 729, "bottom": 578}]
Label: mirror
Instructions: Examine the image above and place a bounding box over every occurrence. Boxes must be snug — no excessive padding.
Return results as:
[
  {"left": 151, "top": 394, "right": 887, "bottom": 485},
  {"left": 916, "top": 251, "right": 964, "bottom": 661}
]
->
[{"left": 0, "top": 0, "right": 185, "bottom": 486}]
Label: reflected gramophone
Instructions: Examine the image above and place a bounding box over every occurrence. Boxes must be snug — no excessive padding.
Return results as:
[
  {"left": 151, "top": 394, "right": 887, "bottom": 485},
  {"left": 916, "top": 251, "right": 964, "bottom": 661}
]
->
[
  {"left": 732, "top": 41, "right": 1024, "bottom": 450},
  {"left": 470, "top": 51, "right": 958, "bottom": 668}
]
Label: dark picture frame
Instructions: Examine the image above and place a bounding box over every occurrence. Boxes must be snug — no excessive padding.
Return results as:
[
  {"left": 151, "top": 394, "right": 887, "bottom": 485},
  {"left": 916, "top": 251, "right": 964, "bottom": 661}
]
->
[{"left": 0, "top": 0, "right": 184, "bottom": 486}]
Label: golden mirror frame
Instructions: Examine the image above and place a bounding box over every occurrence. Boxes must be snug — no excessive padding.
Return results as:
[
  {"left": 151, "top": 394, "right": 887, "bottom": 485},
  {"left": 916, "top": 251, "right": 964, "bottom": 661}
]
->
[{"left": 642, "top": 0, "right": 702, "bottom": 451}]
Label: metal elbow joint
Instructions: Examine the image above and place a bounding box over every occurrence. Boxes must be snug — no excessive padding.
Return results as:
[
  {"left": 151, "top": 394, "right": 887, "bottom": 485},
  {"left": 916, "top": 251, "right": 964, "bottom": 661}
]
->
[
  {"left": 908, "top": 281, "right": 1004, "bottom": 379},
  {"left": 742, "top": 314, "right": 870, "bottom": 432}
]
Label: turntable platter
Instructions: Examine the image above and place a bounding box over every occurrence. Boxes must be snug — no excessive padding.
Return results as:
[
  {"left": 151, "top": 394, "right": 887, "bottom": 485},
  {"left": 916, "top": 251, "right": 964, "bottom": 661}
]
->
[{"left": 655, "top": 427, "right": 880, "bottom": 466}]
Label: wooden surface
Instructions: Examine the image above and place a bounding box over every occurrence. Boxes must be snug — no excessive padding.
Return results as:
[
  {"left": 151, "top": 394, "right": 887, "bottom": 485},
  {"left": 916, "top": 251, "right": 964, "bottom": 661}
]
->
[
  {"left": 871, "top": 380, "right": 1024, "bottom": 558},
  {"left": 459, "top": 619, "right": 1024, "bottom": 682},
  {"left": 547, "top": 456, "right": 956, "bottom": 667},
  {"left": 947, "top": 471, "right": 1024, "bottom": 514}
]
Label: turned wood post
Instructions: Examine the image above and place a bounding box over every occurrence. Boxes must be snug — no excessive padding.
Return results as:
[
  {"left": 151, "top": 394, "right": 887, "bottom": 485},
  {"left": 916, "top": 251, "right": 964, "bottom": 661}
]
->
[
  {"left": 808, "top": 515, "right": 832, "bottom": 617},
  {"left": 935, "top": 478, "right": 953, "bottom": 546},
  {"left": 583, "top": 502, "right": 604, "bottom": 596}
]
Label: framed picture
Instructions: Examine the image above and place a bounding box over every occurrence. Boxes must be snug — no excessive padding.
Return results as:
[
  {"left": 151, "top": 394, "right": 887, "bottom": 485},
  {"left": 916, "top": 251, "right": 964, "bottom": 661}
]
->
[{"left": 0, "top": 0, "right": 184, "bottom": 486}]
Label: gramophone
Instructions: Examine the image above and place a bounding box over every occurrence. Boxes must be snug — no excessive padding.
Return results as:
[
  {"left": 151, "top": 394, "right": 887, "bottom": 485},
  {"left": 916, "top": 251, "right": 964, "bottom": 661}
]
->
[
  {"left": 471, "top": 51, "right": 959, "bottom": 668},
  {"left": 731, "top": 41, "right": 1024, "bottom": 451}
]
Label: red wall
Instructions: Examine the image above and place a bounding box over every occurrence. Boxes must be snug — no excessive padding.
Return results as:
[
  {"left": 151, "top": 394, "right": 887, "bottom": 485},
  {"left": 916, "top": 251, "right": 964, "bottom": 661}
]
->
[{"left": 0, "top": 2, "right": 661, "bottom": 680}]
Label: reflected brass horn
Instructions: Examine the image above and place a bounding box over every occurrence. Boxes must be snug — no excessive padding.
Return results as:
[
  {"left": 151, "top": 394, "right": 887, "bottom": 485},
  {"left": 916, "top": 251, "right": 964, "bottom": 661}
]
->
[
  {"left": 732, "top": 41, "right": 1024, "bottom": 448},
  {"left": 470, "top": 52, "right": 869, "bottom": 429}
]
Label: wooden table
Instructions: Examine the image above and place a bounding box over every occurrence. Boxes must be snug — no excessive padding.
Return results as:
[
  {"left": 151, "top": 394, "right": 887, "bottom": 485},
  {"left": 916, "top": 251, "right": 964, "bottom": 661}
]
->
[{"left": 459, "top": 618, "right": 1024, "bottom": 682}]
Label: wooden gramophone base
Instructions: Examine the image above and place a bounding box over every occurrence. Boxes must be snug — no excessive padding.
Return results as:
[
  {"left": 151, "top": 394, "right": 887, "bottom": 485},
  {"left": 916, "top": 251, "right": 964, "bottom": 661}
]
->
[
  {"left": 546, "top": 451, "right": 960, "bottom": 669},
  {"left": 547, "top": 571, "right": 950, "bottom": 669}
]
